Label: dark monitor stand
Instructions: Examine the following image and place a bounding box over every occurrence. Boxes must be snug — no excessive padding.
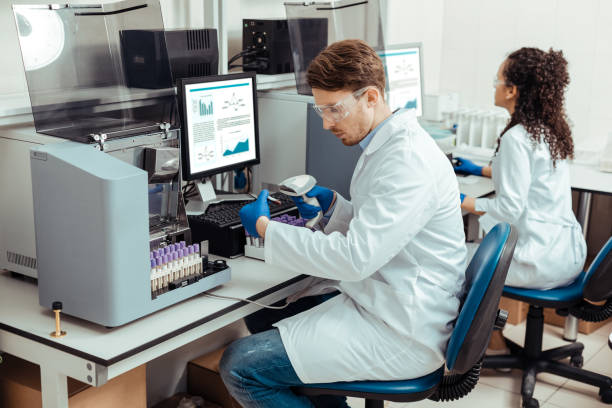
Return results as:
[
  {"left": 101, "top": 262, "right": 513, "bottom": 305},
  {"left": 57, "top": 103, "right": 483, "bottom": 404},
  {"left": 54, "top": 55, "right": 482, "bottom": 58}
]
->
[{"left": 187, "top": 179, "right": 253, "bottom": 214}]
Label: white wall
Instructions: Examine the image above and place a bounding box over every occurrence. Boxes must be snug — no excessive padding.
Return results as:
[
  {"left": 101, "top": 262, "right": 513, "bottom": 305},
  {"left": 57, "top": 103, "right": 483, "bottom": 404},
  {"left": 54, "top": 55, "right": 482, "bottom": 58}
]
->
[
  {"left": 0, "top": 0, "right": 33, "bottom": 95},
  {"left": 438, "top": 0, "right": 612, "bottom": 150},
  {"left": 384, "top": 0, "right": 444, "bottom": 95}
]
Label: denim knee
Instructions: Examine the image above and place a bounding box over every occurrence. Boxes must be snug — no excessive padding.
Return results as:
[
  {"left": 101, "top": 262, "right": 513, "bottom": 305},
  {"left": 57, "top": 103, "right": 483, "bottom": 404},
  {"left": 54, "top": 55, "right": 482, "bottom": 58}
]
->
[{"left": 219, "top": 338, "right": 245, "bottom": 388}]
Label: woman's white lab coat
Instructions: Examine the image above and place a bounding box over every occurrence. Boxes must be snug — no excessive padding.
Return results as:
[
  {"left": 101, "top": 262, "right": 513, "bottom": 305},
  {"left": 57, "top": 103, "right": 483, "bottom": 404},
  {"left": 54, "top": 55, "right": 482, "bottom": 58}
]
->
[
  {"left": 475, "top": 124, "right": 586, "bottom": 290},
  {"left": 264, "top": 110, "right": 467, "bottom": 384}
]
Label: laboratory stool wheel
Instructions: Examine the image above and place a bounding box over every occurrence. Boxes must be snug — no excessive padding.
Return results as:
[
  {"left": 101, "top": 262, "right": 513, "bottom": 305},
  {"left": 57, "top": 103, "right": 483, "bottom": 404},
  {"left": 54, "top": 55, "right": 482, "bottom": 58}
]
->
[
  {"left": 522, "top": 397, "right": 539, "bottom": 408},
  {"left": 600, "top": 386, "right": 612, "bottom": 404},
  {"left": 569, "top": 354, "right": 584, "bottom": 368}
]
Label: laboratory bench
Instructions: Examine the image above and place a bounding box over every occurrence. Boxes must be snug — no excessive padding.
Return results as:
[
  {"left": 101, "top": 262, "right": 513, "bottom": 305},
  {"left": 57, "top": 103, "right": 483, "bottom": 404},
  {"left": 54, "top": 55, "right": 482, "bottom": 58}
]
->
[{"left": 0, "top": 258, "right": 309, "bottom": 408}]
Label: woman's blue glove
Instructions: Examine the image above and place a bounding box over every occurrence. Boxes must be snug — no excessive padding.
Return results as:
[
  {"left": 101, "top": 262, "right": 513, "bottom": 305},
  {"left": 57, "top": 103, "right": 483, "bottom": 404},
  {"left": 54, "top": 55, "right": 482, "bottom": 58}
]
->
[
  {"left": 453, "top": 157, "right": 483, "bottom": 176},
  {"left": 290, "top": 185, "right": 334, "bottom": 219},
  {"left": 460, "top": 193, "right": 466, "bottom": 203},
  {"left": 239, "top": 190, "right": 270, "bottom": 238}
]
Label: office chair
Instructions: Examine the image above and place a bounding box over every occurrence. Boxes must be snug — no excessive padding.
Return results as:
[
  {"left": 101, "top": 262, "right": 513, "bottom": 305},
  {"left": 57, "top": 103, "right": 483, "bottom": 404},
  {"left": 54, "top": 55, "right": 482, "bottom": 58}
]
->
[
  {"left": 484, "top": 236, "right": 612, "bottom": 408},
  {"left": 293, "top": 223, "right": 518, "bottom": 408}
]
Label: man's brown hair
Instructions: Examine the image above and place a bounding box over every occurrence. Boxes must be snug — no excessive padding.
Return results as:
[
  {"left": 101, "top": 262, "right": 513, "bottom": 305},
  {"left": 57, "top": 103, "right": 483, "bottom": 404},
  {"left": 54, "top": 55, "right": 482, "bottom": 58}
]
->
[{"left": 306, "top": 39, "right": 386, "bottom": 95}]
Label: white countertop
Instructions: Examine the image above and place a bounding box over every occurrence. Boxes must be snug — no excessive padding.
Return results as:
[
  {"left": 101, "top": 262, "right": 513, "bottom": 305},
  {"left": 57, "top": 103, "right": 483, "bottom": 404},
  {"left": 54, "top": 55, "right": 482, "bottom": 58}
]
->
[
  {"left": 569, "top": 163, "right": 612, "bottom": 195},
  {"left": 0, "top": 257, "right": 308, "bottom": 365}
]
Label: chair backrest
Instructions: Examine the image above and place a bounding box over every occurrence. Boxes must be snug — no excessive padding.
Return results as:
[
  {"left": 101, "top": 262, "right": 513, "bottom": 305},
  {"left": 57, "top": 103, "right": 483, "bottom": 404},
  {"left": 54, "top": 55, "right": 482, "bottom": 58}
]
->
[
  {"left": 445, "top": 223, "right": 518, "bottom": 374},
  {"left": 583, "top": 237, "right": 612, "bottom": 302}
]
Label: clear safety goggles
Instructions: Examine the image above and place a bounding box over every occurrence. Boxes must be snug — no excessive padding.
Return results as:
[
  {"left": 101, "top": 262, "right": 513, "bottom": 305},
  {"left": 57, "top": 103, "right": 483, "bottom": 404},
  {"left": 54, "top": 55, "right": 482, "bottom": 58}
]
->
[
  {"left": 493, "top": 78, "right": 509, "bottom": 88},
  {"left": 312, "top": 87, "right": 370, "bottom": 123}
]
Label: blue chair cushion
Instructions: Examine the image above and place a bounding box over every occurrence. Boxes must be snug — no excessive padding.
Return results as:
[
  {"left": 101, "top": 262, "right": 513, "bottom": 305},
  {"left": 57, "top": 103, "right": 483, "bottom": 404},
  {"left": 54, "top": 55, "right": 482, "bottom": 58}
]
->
[
  {"left": 503, "top": 272, "right": 587, "bottom": 308},
  {"left": 296, "top": 366, "right": 444, "bottom": 402}
]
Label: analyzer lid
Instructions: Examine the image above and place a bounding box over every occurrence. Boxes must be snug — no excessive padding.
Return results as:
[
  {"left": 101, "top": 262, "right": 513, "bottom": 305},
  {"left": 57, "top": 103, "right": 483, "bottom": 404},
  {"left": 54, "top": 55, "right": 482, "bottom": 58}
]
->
[
  {"left": 283, "top": 0, "right": 386, "bottom": 95},
  {"left": 13, "top": 0, "right": 177, "bottom": 143}
]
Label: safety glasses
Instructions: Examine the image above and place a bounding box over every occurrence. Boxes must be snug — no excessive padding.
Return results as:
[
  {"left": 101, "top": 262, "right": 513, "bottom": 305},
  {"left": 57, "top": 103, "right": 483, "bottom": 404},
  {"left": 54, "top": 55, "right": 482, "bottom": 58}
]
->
[
  {"left": 493, "top": 78, "right": 509, "bottom": 88},
  {"left": 312, "top": 87, "right": 370, "bottom": 123}
]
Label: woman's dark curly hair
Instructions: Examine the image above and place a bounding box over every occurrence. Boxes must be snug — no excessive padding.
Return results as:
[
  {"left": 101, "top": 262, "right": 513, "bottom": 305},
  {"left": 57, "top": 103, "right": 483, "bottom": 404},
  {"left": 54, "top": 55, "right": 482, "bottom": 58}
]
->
[{"left": 496, "top": 47, "right": 574, "bottom": 165}]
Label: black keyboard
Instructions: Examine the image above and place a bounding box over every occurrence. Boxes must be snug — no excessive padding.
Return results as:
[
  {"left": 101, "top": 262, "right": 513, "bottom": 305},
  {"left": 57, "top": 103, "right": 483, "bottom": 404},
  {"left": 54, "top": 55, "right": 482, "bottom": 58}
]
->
[
  {"left": 188, "top": 192, "right": 298, "bottom": 258},
  {"left": 195, "top": 192, "right": 296, "bottom": 228}
]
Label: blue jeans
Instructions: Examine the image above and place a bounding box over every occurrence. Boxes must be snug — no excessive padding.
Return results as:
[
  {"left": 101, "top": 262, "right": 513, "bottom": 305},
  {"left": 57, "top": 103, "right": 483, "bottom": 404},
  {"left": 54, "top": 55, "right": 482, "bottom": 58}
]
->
[{"left": 219, "top": 293, "right": 349, "bottom": 408}]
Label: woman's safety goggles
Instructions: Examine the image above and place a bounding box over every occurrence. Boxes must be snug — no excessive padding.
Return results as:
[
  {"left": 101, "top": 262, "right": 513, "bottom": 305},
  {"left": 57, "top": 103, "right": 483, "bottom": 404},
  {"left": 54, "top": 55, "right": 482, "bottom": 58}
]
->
[{"left": 312, "top": 87, "right": 370, "bottom": 123}]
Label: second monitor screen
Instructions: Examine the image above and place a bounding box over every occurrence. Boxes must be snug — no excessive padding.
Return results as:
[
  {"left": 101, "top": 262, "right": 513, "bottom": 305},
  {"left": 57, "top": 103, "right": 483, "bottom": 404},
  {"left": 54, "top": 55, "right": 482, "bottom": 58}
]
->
[{"left": 183, "top": 76, "right": 257, "bottom": 176}]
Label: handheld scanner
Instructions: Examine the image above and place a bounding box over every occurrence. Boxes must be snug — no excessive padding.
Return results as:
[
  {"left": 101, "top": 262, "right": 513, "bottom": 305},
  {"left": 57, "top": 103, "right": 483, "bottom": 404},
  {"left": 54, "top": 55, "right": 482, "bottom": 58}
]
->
[{"left": 279, "top": 174, "right": 322, "bottom": 228}]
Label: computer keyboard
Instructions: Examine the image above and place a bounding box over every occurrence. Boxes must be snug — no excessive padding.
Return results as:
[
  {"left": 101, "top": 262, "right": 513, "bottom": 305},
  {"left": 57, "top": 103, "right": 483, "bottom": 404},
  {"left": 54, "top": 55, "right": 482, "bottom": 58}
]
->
[
  {"left": 188, "top": 192, "right": 298, "bottom": 257},
  {"left": 194, "top": 192, "right": 296, "bottom": 229}
]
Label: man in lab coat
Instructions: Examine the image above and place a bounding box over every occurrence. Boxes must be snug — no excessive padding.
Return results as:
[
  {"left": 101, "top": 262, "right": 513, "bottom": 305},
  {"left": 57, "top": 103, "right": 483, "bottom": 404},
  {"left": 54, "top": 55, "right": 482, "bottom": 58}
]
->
[{"left": 219, "top": 39, "right": 467, "bottom": 408}]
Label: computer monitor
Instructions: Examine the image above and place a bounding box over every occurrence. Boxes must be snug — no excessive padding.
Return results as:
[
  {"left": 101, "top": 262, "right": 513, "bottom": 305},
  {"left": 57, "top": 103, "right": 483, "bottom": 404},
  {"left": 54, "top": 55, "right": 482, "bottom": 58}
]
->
[
  {"left": 378, "top": 43, "right": 424, "bottom": 117},
  {"left": 178, "top": 72, "right": 260, "bottom": 205}
]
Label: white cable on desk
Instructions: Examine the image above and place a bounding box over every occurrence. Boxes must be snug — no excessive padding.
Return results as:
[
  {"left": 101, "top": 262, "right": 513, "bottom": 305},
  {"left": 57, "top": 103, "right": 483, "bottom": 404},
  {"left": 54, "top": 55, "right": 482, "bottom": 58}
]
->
[{"left": 202, "top": 292, "right": 290, "bottom": 310}]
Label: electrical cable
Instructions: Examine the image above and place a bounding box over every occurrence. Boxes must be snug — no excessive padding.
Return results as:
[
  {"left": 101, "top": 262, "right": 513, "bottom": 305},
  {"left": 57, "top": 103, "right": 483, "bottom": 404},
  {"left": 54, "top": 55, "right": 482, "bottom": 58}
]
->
[
  {"left": 202, "top": 292, "right": 290, "bottom": 310},
  {"left": 228, "top": 49, "right": 260, "bottom": 69},
  {"left": 228, "top": 49, "right": 257, "bottom": 65}
]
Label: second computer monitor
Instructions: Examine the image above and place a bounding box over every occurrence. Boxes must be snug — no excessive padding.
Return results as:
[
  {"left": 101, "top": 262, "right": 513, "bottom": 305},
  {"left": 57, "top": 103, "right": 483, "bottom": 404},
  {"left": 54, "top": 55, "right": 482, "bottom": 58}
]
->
[
  {"left": 179, "top": 72, "right": 260, "bottom": 181},
  {"left": 379, "top": 43, "right": 423, "bottom": 117}
]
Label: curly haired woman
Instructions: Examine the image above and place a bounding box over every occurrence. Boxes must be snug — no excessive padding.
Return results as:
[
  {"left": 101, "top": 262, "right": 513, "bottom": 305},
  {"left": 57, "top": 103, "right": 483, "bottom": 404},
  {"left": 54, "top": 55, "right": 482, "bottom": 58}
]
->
[
  {"left": 455, "top": 47, "right": 587, "bottom": 352},
  {"left": 457, "top": 47, "right": 587, "bottom": 290}
]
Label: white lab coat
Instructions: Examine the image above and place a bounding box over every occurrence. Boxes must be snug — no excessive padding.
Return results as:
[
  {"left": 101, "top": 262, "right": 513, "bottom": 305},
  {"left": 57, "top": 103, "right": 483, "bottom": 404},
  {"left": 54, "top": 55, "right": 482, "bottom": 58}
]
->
[
  {"left": 475, "top": 124, "right": 586, "bottom": 290},
  {"left": 265, "top": 110, "right": 467, "bottom": 383}
]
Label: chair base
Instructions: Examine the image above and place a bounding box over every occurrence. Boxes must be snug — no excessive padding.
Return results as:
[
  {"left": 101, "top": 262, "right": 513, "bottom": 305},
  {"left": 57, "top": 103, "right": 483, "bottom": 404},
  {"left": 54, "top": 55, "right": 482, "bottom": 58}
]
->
[{"left": 483, "top": 305, "right": 612, "bottom": 407}]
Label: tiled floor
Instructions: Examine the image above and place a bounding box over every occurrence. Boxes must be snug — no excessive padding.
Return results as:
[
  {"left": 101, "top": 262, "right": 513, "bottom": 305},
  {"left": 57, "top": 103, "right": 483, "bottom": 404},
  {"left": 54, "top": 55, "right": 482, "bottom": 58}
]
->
[{"left": 346, "top": 319, "right": 612, "bottom": 408}]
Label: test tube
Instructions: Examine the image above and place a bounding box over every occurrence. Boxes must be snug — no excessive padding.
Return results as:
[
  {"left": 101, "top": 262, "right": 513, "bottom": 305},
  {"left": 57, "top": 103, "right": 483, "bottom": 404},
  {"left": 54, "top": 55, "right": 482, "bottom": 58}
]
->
[
  {"left": 185, "top": 246, "right": 192, "bottom": 275},
  {"left": 169, "top": 252, "right": 176, "bottom": 281},
  {"left": 177, "top": 251, "right": 184, "bottom": 278},
  {"left": 194, "top": 244, "right": 201, "bottom": 274},
  {"left": 154, "top": 256, "right": 162, "bottom": 290},
  {"left": 177, "top": 251, "right": 183, "bottom": 280},
  {"left": 186, "top": 248, "right": 193, "bottom": 276},
  {"left": 179, "top": 248, "right": 187, "bottom": 277},
  {"left": 150, "top": 258, "right": 157, "bottom": 292},
  {"left": 185, "top": 248, "right": 192, "bottom": 276},
  {"left": 162, "top": 255, "right": 169, "bottom": 288}
]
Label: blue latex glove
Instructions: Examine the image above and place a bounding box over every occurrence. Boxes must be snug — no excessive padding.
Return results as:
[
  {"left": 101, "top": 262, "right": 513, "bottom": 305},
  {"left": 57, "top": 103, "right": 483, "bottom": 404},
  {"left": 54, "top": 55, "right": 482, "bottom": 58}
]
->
[
  {"left": 290, "top": 185, "right": 334, "bottom": 219},
  {"left": 239, "top": 190, "right": 270, "bottom": 238},
  {"left": 460, "top": 193, "right": 466, "bottom": 203},
  {"left": 453, "top": 157, "right": 483, "bottom": 176}
]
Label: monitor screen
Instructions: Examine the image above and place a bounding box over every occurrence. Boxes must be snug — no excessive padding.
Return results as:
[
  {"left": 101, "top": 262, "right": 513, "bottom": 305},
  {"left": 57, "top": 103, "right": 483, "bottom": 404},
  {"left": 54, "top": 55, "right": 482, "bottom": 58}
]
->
[
  {"left": 379, "top": 44, "right": 423, "bottom": 117},
  {"left": 179, "top": 72, "right": 260, "bottom": 180}
]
